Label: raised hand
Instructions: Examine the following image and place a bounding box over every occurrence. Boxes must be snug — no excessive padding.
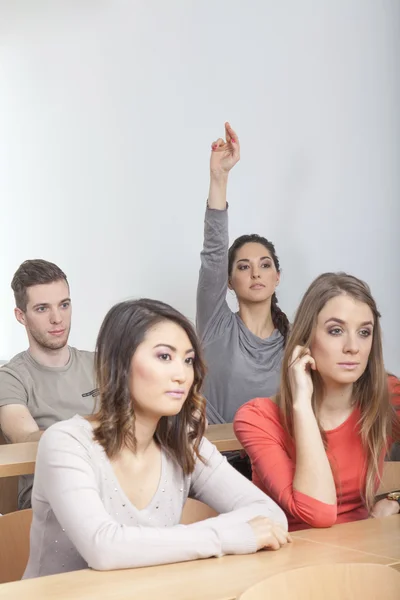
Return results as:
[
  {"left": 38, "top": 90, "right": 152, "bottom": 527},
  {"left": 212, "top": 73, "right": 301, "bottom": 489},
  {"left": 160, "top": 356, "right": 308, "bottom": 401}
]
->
[
  {"left": 289, "top": 345, "right": 316, "bottom": 405},
  {"left": 210, "top": 122, "right": 240, "bottom": 178}
]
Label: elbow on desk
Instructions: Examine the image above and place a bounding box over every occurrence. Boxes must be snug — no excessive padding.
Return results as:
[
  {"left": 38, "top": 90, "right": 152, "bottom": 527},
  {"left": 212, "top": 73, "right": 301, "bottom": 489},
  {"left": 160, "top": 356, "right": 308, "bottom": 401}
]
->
[
  {"left": 83, "top": 523, "right": 164, "bottom": 571},
  {"left": 83, "top": 539, "right": 119, "bottom": 571},
  {"left": 290, "top": 492, "right": 337, "bottom": 529},
  {"left": 88, "top": 554, "right": 114, "bottom": 572},
  {"left": 86, "top": 546, "right": 131, "bottom": 572},
  {"left": 304, "top": 512, "right": 337, "bottom": 529},
  {"left": 83, "top": 527, "right": 137, "bottom": 572},
  {"left": 296, "top": 506, "right": 337, "bottom": 529}
]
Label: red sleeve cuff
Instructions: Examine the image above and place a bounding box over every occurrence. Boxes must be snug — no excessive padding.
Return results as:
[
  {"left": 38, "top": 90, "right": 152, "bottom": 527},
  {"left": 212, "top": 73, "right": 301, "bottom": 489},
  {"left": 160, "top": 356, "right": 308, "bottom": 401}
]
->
[{"left": 291, "top": 489, "right": 337, "bottom": 528}]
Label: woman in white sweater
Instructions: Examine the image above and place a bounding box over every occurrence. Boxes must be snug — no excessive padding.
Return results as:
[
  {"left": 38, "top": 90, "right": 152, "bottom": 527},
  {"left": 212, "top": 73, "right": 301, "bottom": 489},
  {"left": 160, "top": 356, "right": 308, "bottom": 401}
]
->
[{"left": 24, "top": 298, "right": 290, "bottom": 578}]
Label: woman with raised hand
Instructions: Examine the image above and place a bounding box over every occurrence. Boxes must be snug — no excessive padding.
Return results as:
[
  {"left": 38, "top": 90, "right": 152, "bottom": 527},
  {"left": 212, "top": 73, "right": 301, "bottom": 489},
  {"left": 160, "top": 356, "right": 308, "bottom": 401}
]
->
[
  {"left": 234, "top": 272, "right": 400, "bottom": 531},
  {"left": 24, "top": 298, "right": 290, "bottom": 578},
  {"left": 197, "top": 123, "right": 289, "bottom": 425}
]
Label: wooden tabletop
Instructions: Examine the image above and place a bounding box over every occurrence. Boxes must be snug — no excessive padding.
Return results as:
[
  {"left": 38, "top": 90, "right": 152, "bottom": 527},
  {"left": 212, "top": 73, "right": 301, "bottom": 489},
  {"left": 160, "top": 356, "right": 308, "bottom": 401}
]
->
[
  {"left": 0, "top": 516, "right": 398, "bottom": 600},
  {"left": 0, "top": 443, "right": 37, "bottom": 478},
  {"left": 0, "top": 424, "right": 240, "bottom": 479},
  {"left": 0, "top": 424, "right": 240, "bottom": 478},
  {"left": 205, "top": 423, "right": 242, "bottom": 452},
  {"left": 292, "top": 512, "right": 400, "bottom": 560},
  {"left": 1, "top": 429, "right": 398, "bottom": 483}
]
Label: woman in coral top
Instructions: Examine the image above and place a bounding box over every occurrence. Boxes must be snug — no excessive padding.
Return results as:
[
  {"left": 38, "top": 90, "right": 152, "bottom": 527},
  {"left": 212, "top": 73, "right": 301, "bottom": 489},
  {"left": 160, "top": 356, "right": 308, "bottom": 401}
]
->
[{"left": 234, "top": 272, "right": 400, "bottom": 531}]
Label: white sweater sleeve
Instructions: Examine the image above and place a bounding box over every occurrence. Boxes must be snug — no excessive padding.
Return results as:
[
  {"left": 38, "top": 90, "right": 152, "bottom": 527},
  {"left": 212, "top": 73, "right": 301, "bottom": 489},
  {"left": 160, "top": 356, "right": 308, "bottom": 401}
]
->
[
  {"left": 35, "top": 426, "right": 266, "bottom": 571},
  {"left": 188, "top": 438, "right": 288, "bottom": 551}
]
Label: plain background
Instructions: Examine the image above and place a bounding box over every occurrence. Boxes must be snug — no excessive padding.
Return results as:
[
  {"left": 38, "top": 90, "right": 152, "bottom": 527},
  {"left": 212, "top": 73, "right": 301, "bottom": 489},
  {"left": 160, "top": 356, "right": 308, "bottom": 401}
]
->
[{"left": 1, "top": 1, "right": 399, "bottom": 371}]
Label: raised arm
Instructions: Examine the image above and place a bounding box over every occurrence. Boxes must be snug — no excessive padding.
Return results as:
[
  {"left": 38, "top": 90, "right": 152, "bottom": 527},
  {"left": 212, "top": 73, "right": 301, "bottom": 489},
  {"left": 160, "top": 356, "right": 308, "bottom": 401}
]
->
[
  {"left": 196, "top": 123, "right": 240, "bottom": 338},
  {"left": 35, "top": 425, "right": 287, "bottom": 572}
]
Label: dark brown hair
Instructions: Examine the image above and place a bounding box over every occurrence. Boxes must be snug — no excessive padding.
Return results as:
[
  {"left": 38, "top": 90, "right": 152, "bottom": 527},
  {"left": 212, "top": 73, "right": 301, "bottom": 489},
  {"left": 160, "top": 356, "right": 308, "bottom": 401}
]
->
[
  {"left": 11, "top": 259, "right": 68, "bottom": 311},
  {"left": 90, "top": 298, "right": 207, "bottom": 475},
  {"left": 228, "top": 234, "right": 289, "bottom": 342},
  {"left": 277, "top": 272, "right": 400, "bottom": 510}
]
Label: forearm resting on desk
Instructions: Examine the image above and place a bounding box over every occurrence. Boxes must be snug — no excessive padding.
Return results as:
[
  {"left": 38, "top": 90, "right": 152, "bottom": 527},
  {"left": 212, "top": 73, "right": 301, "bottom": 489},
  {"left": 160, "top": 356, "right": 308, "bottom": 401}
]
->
[{"left": 0, "top": 404, "right": 43, "bottom": 444}]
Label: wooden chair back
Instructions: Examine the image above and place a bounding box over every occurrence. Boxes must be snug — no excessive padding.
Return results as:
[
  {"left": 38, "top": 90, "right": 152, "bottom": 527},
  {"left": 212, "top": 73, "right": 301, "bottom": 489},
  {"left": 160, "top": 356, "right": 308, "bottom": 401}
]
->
[
  {"left": 0, "top": 509, "right": 32, "bottom": 583},
  {"left": 0, "top": 430, "right": 19, "bottom": 514},
  {"left": 377, "top": 462, "right": 400, "bottom": 495},
  {"left": 180, "top": 498, "right": 218, "bottom": 524}
]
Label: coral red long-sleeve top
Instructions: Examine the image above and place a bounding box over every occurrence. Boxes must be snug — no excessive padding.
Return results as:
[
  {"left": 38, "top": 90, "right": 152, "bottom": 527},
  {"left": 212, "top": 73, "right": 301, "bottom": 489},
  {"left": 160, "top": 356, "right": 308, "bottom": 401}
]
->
[{"left": 234, "top": 376, "right": 400, "bottom": 531}]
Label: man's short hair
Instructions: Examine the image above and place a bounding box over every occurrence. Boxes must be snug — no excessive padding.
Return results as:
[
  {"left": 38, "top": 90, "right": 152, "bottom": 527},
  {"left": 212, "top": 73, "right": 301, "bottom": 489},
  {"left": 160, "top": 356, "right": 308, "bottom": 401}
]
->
[{"left": 11, "top": 259, "right": 68, "bottom": 311}]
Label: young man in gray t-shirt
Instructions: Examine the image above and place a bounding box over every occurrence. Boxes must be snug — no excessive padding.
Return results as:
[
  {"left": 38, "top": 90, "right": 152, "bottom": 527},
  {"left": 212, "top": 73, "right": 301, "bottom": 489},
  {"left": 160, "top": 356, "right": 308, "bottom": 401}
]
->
[{"left": 0, "top": 259, "right": 97, "bottom": 509}]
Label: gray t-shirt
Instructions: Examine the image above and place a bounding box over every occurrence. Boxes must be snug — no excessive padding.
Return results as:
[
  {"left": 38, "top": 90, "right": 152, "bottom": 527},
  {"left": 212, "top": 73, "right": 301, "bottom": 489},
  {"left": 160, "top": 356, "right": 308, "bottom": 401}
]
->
[
  {"left": 23, "top": 415, "right": 286, "bottom": 578},
  {"left": 197, "top": 207, "right": 285, "bottom": 424},
  {"left": 0, "top": 347, "right": 96, "bottom": 508}
]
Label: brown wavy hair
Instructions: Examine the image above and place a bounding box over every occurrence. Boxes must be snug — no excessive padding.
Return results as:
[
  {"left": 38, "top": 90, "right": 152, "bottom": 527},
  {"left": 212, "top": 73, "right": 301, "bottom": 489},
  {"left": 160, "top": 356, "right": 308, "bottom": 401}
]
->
[
  {"left": 277, "top": 272, "right": 400, "bottom": 511},
  {"left": 89, "top": 298, "right": 207, "bottom": 475}
]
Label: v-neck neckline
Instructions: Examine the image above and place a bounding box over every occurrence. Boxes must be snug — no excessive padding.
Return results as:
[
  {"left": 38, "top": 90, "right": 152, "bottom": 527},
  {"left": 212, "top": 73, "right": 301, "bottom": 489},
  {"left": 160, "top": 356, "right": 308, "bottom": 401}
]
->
[
  {"left": 76, "top": 414, "right": 166, "bottom": 513},
  {"left": 103, "top": 449, "right": 166, "bottom": 513}
]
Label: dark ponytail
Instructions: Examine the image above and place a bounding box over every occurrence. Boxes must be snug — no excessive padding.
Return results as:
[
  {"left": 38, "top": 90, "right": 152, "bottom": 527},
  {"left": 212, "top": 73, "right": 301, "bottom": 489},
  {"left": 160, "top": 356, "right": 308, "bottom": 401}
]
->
[{"left": 271, "top": 292, "right": 290, "bottom": 342}]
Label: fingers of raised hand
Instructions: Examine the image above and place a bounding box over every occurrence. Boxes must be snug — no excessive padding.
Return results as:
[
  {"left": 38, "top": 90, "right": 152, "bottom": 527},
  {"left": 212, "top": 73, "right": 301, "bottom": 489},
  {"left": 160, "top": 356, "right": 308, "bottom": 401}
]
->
[
  {"left": 211, "top": 138, "right": 227, "bottom": 151},
  {"left": 225, "top": 121, "right": 238, "bottom": 144}
]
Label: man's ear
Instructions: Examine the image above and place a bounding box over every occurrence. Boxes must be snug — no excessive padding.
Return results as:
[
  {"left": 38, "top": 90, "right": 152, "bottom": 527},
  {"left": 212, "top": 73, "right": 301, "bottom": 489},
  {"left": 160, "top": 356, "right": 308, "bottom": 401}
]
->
[{"left": 14, "top": 307, "right": 26, "bottom": 326}]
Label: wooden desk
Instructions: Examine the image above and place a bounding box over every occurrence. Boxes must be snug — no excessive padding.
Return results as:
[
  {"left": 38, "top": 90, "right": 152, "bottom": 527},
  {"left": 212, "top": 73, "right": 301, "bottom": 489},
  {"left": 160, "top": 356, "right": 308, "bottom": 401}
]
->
[
  {"left": 205, "top": 423, "right": 242, "bottom": 452},
  {"left": 0, "top": 516, "right": 398, "bottom": 600},
  {"left": 0, "top": 426, "right": 239, "bottom": 480},
  {"left": 0, "top": 430, "right": 397, "bottom": 482},
  {"left": 0, "top": 443, "right": 37, "bottom": 478},
  {"left": 0, "top": 432, "right": 397, "bottom": 480},
  {"left": 292, "top": 513, "right": 400, "bottom": 560}
]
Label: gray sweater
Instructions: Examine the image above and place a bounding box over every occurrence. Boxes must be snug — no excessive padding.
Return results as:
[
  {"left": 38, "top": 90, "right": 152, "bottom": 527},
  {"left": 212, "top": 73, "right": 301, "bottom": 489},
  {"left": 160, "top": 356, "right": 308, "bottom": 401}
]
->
[
  {"left": 197, "top": 207, "right": 285, "bottom": 424},
  {"left": 23, "top": 415, "right": 287, "bottom": 578}
]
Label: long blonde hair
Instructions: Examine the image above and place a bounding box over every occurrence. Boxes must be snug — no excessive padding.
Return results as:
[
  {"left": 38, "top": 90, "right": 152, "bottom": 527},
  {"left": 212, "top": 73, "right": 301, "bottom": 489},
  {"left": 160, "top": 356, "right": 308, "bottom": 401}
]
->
[{"left": 277, "top": 272, "right": 398, "bottom": 511}]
